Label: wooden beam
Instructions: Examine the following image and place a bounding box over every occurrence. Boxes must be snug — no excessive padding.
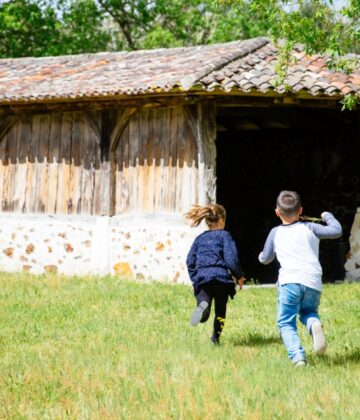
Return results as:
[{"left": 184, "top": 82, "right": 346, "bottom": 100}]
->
[
  {"left": 0, "top": 116, "right": 19, "bottom": 143},
  {"left": 84, "top": 112, "right": 101, "bottom": 146},
  {"left": 0, "top": 95, "right": 200, "bottom": 116},
  {"left": 109, "top": 108, "right": 137, "bottom": 152}
]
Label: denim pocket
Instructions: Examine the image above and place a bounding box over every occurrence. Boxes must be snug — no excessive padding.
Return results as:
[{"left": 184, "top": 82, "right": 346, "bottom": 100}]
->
[{"left": 279, "top": 283, "right": 301, "bottom": 305}]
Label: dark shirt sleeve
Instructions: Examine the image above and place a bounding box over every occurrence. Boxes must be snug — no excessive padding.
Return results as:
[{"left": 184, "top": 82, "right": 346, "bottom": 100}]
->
[
  {"left": 186, "top": 239, "right": 198, "bottom": 283},
  {"left": 223, "top": 232, "right": 244, "bottom": 278}
]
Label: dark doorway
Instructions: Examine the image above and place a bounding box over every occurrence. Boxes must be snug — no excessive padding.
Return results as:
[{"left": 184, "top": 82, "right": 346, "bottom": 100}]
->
[{"left": 216, "top": 106, "right": 360, "bottom": 283}]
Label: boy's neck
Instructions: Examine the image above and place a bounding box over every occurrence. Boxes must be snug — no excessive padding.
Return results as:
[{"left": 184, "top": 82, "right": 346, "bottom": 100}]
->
[{"left": 280, "top": 215, "right": 300, "bottom": 225}]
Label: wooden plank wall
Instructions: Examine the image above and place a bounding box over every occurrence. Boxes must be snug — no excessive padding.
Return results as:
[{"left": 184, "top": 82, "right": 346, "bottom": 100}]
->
[
  {"left": 0, "top": 103, "right": 204, "bottom": 216},
  {"left": 113, "top": 105, "right": 199, "bottom": 214},
  {"left": 0, "top": 111, "right": 102, "bottom": 215}
]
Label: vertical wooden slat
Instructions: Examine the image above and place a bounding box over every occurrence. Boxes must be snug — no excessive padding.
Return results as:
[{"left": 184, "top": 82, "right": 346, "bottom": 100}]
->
[
  {"left": 25, "top": 115, "right": 37, "bottom": 213},
  {"left": 116, "top": 115, "right": 130, "bottom": 213},
  {"left": 0, "top": 132, "right": 9, "bottom": 211},
  {"left": 27, "top": 114, "right": 40, "bottom": 213},
  {"left": 99, "top": 110, "right": 113, "bottom": 216},
  {"left": 139, "top": 109, "right": 151, "bottom": 211},
  {"left": 92, "top": 112, "right": 102, "bottom": 215},
  {"left": 128, "top": 111, "right": 140, "bottom": 210},
  {"left": 197, "top": 102, "right": 217, "bottom": 205},
  {"left": 82, "top": 118, "right": 96, "bottom": 214},
  {"left": 47, "top": 113, "right": 61, "bottom": 214},
  {"left": 153, "top": 109, "right": 163, "bottom": 211},
  {"left": 3, "top": 122, "right": 18, "bottom": 211},
  {"left": 147, "top": 109, "right": 155, "bottom": 212},
  {"left": 56, "top": 112, "right": 72, "bottom": 214},
  {"left": 69, "top": 112, "right": 83, "bottom": 214},
  {"left": 14, "top": 116, "right": 31, "bottom": 213},
  {"left": 175, "top": 107, "right": 185, "bottom": 213},
  {"left": 0, "top": 129, "right": 7, "bottom": 209},
  {"left": 169, "top": 106, "right": 179, "bottom": 212},
  {"left": 162, "top": 107, "right": 171, "bottom": 210},
  {"left": 114, "top": 110, "right": 122, "bottom": 214},
  {"left": 35, "top": 114, "right": 51, "bottom": 213}
]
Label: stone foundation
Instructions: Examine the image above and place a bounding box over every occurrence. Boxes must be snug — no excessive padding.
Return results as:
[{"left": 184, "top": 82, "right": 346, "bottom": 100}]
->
[
  {"left": 0, "top": 213, "right": 203, "bottom": 283},
  {"left": 345, "top": 207, "right": 360, "bottom": 282}
]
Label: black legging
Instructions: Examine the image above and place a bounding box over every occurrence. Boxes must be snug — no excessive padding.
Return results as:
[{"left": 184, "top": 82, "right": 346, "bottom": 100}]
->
[{"left": 196, "top": 280, "right": 230, "bottom": 340}]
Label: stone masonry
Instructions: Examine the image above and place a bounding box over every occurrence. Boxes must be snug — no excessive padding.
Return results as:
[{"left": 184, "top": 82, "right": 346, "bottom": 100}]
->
[{"left": 0, "top": 213, "right": 203, "bottom": 283}]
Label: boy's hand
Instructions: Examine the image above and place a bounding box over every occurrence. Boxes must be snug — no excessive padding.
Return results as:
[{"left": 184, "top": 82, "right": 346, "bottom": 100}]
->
[
  {"left": 321, "top": 211, "right": 330, "bottom": 220},
  {"left": 236, "top": 276, "right": 246, "bottom": 289}
]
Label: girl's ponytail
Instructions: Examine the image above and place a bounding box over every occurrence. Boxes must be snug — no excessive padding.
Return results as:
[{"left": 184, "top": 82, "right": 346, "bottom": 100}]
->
[{"left": 184, "top": 204, "right": 226, "bottom": 228}]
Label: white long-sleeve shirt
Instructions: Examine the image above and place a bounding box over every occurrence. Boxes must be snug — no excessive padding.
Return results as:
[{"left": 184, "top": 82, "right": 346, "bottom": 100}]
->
[{"left": 258, "top": 212, "right": 342, "bottom": 291}]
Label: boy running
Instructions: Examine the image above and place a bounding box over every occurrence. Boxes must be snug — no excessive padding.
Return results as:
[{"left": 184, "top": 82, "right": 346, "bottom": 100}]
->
[{"left": 259, "top": 191, "right": 342, "bottom": 366}]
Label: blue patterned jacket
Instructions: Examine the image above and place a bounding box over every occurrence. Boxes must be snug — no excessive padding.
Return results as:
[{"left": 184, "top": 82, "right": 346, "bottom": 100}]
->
[{"left": 186, "top": 229, "right": 244, "bottom": 289}]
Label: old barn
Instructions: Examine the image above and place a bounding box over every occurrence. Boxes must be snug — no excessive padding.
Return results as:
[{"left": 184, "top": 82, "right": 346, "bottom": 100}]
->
[{"left": 0, "top": 37, "right": 359, "bottom": 282}]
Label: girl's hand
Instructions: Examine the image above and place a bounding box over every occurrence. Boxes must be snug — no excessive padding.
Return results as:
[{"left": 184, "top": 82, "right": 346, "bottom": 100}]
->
[{"left": 237, "top": 276, "right": 246, "bottom": 289}]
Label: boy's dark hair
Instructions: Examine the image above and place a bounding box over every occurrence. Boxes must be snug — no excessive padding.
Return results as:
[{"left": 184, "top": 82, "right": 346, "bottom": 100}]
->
[{"left": 276, "top": 191, "right": 301, "bottom": 217}]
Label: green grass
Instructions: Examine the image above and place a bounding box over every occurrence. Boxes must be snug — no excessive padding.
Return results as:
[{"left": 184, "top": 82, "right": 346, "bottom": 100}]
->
[{"left": 0, "top": 273, "right": 360, "bottom": 419}]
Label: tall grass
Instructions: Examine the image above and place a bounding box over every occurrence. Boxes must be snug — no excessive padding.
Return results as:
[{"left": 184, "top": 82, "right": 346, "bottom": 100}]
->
[{"left": 0, "top": 273, "right": 360, "bottom": 419}]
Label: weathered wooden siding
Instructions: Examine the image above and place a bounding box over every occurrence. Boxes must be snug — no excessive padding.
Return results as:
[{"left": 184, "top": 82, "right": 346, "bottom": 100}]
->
[
  {"left": 0, "top": 103, "right": 206, "bottom": 216},
  {"left": 0, "top": 111, "right": 103, "bottom": 215},
  {"left": 112, "top": 105, "right": 199, "bottom": 214}
]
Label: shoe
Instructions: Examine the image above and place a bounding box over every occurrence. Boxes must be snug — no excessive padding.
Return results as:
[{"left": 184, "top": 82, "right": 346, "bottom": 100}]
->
[
  {"left": 295, "top": 360, "right": 306, "bottom": 367},
  {"left": 210, "top": 336, "right": 220, "bottom": 346},
  {"left": 190, "top": 301, "right": 209, "bottom": 326},
  {"left": 311, "top": 320, "right": 327, "bottom": 355}
]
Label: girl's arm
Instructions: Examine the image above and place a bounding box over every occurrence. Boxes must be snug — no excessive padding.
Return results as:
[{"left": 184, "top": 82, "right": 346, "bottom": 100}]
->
[
  {"left": 186, "top": 240, "right": 198, "bottom": 283},
  {"left": 258, "top": 227, "right": 277, "bottom": 265},
  {"left": 223, "top": 232, "right": 245, "bottom": 278}
]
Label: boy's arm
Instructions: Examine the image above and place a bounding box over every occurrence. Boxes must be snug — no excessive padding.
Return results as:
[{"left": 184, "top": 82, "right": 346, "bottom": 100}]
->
[
  {"left": 223, "top": 232, "right": 245, "bottom": 278},
  {"left": 258, "top": 228, "right": 277, "bottom": 265},
  {"left": 307, "top": 212, "right": 342, "bottom": 239},
  {"left": 186, "top": 240, "right": 198, "bottom": 283}
]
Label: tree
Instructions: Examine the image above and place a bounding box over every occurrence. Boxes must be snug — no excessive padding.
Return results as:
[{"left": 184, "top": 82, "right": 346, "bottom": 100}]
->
[
  {"left": 95, "top": 0, "right": 271, "bottom": 50},
  {"left": 0, "top": 0, "right": 59, "bottom": 57},
  {"left": 0, "top": 0, "right": 111, "bottom": 57}
]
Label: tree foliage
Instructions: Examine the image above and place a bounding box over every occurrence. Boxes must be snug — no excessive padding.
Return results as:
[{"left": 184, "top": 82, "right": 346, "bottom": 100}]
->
[{"left": 1, "top": 0, "right": 358, "bottom": 58}]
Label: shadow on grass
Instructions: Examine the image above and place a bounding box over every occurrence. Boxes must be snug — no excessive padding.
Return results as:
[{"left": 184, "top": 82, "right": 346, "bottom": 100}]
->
[
  {"left": 230, "top": 332, "right": 282, "bottom": 347},
  {"left": 315, "top": 349, "right": 360, "bottom": 366}
]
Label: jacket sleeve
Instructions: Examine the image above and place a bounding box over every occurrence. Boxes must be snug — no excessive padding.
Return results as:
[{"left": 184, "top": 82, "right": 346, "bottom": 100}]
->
[
  {"left": 186, "top": 240, "right": 198, "bottom": 283},
  {"left": 259, "top": 227, "right": 277, "bottom": 265},
  {"left": 307, "top": 212, "right": 342, "bottom": 239},
  {"left": 223, "top": 232, "right": 244, "bottom": 278}
]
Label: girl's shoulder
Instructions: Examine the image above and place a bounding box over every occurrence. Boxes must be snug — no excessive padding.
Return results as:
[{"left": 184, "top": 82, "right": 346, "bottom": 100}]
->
[{"left": 200, "top": 229, "right": 232, "bottom": 238}]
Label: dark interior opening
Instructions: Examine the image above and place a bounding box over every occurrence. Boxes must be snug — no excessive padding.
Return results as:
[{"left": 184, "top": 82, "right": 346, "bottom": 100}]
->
[{"left": 216, "top": 106, "right": 360, "bottom": 283}]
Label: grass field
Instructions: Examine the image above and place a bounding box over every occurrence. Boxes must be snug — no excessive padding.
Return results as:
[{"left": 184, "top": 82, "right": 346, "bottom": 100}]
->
[{"left": 0, "top": 273, "right": 360, "bottom": 419}]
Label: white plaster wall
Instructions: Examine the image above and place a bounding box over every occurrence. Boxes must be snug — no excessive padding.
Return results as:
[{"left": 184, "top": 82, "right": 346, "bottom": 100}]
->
[
  {"left": 0, "top": 213, "right": 203, "bottom": 283},
  {"left": 345, "top": 207, "right": 360, "bottom": 281}
]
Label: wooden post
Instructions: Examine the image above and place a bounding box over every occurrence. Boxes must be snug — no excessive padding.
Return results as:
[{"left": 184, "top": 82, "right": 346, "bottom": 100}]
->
[{"left": 185, "top": 102, "right": 217, "bottom": 206}]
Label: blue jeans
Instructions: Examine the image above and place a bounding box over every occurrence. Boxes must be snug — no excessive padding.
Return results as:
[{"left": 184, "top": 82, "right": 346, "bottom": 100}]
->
[{"left": 277, "top": 283, "right": 321, "bottom": 363}]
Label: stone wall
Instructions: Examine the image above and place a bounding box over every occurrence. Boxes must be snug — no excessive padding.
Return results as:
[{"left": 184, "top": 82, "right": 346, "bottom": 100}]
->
[
  {"left": 0, "top": 213, "right": 202, "bottom": 283},
  {"left": 345, "top": 207, "right": 360, "bottom": 281}
]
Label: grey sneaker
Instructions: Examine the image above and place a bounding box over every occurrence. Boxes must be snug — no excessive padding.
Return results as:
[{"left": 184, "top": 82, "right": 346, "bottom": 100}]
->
[
  {"left": 190, "top": 301, "right": 209, "bottom": 326},
  {"left": 295, "top": 360, "right": 307, "bottom": 367},
  {"left": 311, "top": 320, "right": 327, "bottom": 355}
]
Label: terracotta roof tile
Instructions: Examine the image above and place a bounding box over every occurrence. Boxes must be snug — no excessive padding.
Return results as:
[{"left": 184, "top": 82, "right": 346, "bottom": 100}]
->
[{"left": 0, "top": 37, "right": 359, "bottom": 104}]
